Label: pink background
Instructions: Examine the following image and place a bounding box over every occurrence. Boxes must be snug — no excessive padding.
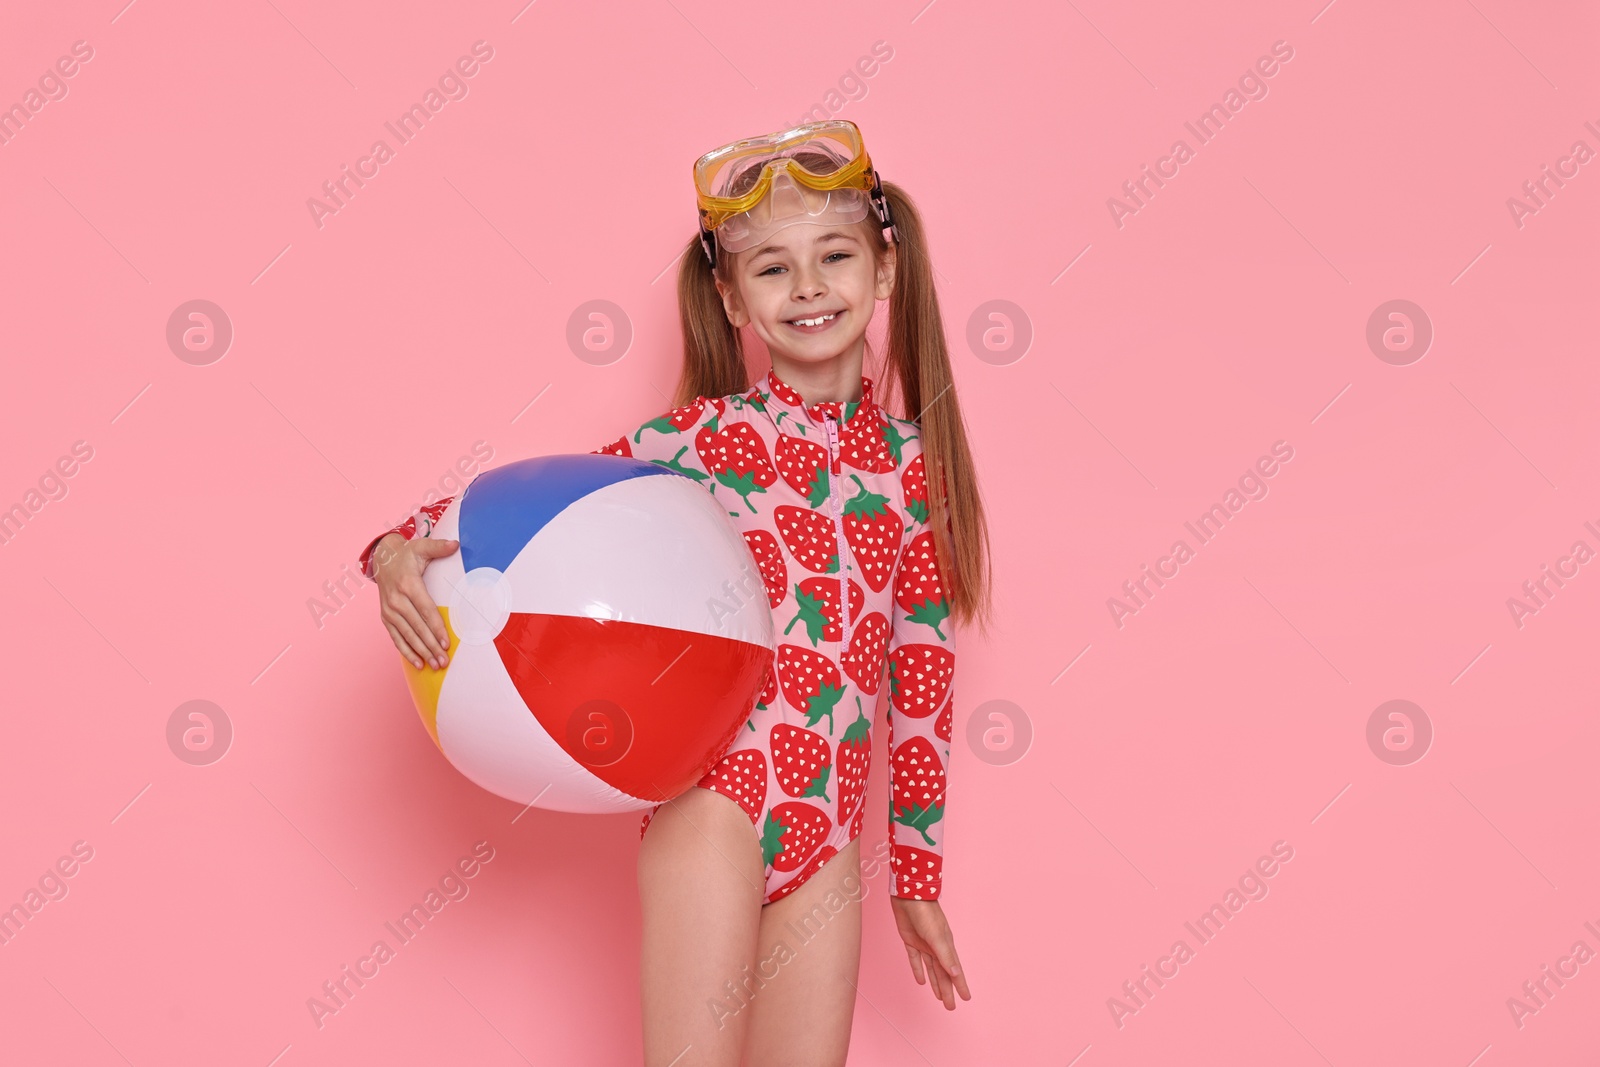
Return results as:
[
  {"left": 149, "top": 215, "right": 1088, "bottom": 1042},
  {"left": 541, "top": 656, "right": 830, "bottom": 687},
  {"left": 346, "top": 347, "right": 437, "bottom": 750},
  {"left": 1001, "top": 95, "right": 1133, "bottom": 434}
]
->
[{"left": 3, "top": 0, "right": 1598, "bottom": 1063}]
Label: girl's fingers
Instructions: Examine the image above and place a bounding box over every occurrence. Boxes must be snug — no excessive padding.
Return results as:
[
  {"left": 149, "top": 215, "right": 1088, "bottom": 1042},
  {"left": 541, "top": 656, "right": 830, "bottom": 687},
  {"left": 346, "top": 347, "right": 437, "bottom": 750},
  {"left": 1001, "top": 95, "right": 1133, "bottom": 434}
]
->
[
  {"left": 933, "top": 936, "right": 962, "bottom": 978},
  {"left": 391, "top": 595, "right": 447, "bottom": 666},
  {"left": 388, "top": 605, "right": 441, "bottom": 668},
  {"left": 406, "top": 578, "right": 451, "bottom": 650},
  {"left": 904, "top": 945, "right": 927, "bottom": 985},
  {"left": 384, "top": 621, "right": 424, "bottom": 669},
  {"left": 925, "top": 951, "right": 946, "bottom": 1003}
]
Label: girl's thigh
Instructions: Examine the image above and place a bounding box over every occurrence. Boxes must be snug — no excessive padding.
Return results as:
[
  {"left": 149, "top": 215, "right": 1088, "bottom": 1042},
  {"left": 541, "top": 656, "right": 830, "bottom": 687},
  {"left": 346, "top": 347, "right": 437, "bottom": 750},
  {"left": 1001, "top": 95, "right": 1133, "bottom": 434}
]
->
[
  {"left": 637, "top": 786, "right": 766, "bottom": 1067},
  {"left": 744, "top": 838, "right": 864, "bottom": 1067}
]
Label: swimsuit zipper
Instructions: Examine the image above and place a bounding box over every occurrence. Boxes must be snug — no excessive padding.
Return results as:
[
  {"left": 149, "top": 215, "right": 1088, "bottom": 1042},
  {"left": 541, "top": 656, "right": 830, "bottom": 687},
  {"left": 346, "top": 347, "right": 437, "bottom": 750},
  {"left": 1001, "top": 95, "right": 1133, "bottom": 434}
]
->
[{"left": 824, "top": 415, "right": 853, "bottom": 654}]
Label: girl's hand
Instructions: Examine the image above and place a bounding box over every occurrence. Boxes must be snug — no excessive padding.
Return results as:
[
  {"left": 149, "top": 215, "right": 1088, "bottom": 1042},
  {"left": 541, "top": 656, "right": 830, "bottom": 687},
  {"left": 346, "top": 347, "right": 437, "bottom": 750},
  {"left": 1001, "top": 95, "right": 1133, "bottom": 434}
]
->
[
  {"left": 889, "top": 897, "right": 971, "bottom": 1010},
  {"left": 371, "top": 531, "right": 460, "bottom": 670}
]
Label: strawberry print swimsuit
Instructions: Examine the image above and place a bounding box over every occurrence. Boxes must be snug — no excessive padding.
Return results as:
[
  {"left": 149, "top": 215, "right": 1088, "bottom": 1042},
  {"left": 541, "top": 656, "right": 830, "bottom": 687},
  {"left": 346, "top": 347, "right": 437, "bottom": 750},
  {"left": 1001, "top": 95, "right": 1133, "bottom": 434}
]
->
[{"left": 358, "top": 366, "right": 955, "bottom": 904}]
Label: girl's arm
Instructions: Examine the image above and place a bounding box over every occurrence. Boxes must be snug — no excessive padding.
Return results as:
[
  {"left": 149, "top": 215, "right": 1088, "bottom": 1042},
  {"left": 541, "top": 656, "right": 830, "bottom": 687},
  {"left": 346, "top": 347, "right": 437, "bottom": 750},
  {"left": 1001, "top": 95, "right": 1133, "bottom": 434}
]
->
[
  {"left": 885, "top": 511, "right": 955, "bottom": 901},
  {"left": 883, "top": 499, "right": 970, "bottom": 1010}
]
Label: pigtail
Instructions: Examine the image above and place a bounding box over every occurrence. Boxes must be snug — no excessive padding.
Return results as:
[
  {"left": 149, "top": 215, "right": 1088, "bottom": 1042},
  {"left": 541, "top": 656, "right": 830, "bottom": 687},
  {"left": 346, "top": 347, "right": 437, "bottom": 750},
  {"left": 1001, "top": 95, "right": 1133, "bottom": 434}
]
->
[
  {"left": 673, "top": 235, "right": 751, "bottom": 406},
  {"left": 877, "top": 181, "right": 995, "bottom": 637}
]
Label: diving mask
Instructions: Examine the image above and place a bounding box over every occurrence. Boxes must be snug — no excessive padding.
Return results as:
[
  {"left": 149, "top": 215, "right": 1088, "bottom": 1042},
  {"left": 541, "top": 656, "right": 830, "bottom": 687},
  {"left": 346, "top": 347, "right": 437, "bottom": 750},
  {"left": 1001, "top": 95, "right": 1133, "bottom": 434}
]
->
[{"left": 693, "top": 119, "right": 897, "bottom": 268}]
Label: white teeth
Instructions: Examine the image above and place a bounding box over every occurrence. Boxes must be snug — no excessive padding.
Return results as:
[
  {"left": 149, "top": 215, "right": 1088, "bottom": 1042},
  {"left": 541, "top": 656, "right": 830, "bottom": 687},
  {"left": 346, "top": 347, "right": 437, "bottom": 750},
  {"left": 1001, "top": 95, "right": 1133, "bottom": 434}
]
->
[{"left": 791, "top": 313, "right": 836, "bottom": 327}]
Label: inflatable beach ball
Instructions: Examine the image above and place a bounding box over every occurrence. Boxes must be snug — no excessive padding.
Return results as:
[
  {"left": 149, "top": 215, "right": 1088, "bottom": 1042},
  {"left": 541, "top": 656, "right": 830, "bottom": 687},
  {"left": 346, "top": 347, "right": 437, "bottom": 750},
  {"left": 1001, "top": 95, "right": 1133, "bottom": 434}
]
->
[{"left": 401, "top": 454, "right": 775, "bottom": 813}]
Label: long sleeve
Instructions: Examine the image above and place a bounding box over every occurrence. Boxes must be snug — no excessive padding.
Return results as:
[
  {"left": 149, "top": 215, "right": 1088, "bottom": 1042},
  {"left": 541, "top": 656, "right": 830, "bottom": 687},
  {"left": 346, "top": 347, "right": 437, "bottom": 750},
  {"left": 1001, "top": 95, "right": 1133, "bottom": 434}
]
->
[
  {"left": 885, "top": 516, "right": 956, "bottom": 900},
  {"left": 356, "top": 396, "right": 728, "bottom": 581}
]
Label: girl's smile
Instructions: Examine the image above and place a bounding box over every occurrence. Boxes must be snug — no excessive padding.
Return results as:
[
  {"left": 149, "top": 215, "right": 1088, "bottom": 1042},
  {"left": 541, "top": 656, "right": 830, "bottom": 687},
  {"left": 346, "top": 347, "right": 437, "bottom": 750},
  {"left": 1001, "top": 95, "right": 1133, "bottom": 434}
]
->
[{"left": 784, "top": 309, "right": 844, "bottom": 334}]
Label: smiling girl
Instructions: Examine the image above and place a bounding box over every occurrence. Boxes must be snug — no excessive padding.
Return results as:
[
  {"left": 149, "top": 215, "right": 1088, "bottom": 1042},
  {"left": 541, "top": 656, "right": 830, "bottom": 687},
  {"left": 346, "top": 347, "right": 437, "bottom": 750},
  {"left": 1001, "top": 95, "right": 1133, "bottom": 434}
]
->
[{"left": 360, "top": 119, "right": 992, "bottom": 1066}]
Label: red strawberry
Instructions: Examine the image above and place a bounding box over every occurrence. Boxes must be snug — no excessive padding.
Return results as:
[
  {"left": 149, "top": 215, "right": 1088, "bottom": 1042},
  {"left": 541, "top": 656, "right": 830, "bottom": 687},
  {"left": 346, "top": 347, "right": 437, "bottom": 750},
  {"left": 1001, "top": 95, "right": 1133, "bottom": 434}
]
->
[
  {"left": 775, "top": 645, "right": 845, "bottom": 734},
  {"left": 891, "top": 844, "right": 943, "bottom": 898},
  {"left": 775, "top": 436, "right": 831, "bottom": 507},
  {"left": 697, "top": 748, "right": 767, "bottom": 824},
  {"left": 893, "top": 530, "right": 951, "bottom": 640},
  {"left": 638, "top": 805, "right": 658, "bottom": 839},
  {"left": 743, "top": 530, "right": 787, "bottom": 609},
  {"left": 890, "top": 736, "right": 946, "bottom": 846},
  {"left": 934, "top": 693, "right": 953, "bottom": 743},
  {"left": 771, "top": 723, "right": 833, "bottom": 800},
  {"left": 634, "top": 400, "right": 709, "bottom": 442},
  {"left": 848, "top": 794, "right": 864, "bottom": 839},
  {"left": 836, "top": 698, "right": 872, "bottom": 824},
  {"left": 696, "top": 422, "right": 776, "bottom": 513},
  {"left": 746, "top": 659, "right": 778, "bottom": 732},
  {"left": 761, "top": 802, "right": 831, "bottom": 871},
  {"left": 841, "top": 474, "right": 904, "bottom": 592},
  {"left": 841, "top": 612, "right": 890, "bottom": 694},
  {"left": 783, "top": 577, "right": 865, "bottom": 646},
  {"left": 766, "top": 845, "right": 838, "bottom": 902},
  {"left": 838, "top": 409, "right": 898, "bottom": 473},
  {"left": 887, "top": 644, "right": 955, "bottom": 719},
  {"left": 774, "top": 505, "right": 839, "bottom": 574},
  {"left": 901, "top": 453, "right": 929, "bottom": 526}
]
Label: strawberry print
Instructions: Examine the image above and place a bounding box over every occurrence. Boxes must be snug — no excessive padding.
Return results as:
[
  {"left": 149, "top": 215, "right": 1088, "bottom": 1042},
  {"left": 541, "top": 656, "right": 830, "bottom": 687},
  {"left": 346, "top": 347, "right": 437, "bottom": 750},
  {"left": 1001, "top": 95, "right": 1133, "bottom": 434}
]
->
[
  {"left": 893, "top": 530, "right": 951, "bottom": 640},
  {"left": 766, "top": 845, "right": 837, "bottom": 902},
  {"left": 841, "top": 474, "right": 904, "bottom": 592},
  {"left": 783, "top": 577, "right": 865, "bottom": 646},
  {"left": 890, "top": 736, "right": 946, "bottom": 847},
  {"left": 771, "top": 723, "right": 832, "bottom": 800},
  {"left": 762, "top": 802, "right": 831, "bottom": 871},
  {"left": 776, "top": 644, "right": 845, "bottom": 734},
  {"left": 836, "top": 698, "right": 871, "bottom": 824},
  {"left": 837, "top": 404, "right": 899, "bottom": 473},
  {"left": 901, "top": 453, "right": 929, "bottom": 526},
  {"left": 744, "top": 530, "right": 787, "bottom": 609},
  {"left": 699, "top": 748, "right": 768, "bottom": 824},
  {"left": 891, "top": 844, "right": 942, "bottom": 900},
  {"left": 697, "top": 421, "right": 777, "bottom": 513},
  {"left": 775, "top": 436, "right": 831, "bottom": 507},
  {"left": 841, "top": 611, "right": 889, "bottom": 695},
  {"left": 746, "top": 659, "right": 778, "bottom": 732},
  {"left": 355, "top": 365, "right": 957, "bottom": 904},
  {"left": 774, "top": 504, "right": 839, "bottom": 574},
  {"left": 888, "top": 643, "right": 955, "bottom": 719}
]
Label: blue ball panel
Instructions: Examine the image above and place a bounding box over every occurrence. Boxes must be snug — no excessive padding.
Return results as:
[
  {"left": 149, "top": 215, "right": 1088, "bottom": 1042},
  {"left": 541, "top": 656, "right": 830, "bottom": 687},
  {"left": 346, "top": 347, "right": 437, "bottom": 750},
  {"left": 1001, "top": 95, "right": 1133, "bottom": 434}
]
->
[{"left": 459, "top": 454, "right": 679, "bottom": 574}]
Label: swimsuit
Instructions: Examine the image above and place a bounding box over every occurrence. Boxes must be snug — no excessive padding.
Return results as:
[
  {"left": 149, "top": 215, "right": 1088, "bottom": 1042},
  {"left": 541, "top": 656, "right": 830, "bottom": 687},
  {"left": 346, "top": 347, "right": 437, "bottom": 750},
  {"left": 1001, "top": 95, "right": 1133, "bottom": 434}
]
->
[{"left": 358, "top": 366, "right": 955, "bottom": 903}]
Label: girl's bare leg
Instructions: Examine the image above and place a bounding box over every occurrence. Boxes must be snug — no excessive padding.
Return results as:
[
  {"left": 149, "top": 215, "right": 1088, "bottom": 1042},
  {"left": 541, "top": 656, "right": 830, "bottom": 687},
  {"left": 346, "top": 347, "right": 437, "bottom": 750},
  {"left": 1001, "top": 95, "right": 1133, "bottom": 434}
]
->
[
  {"left": 742, "top": 838, "right": 863, "bottom": 1067},
  {"left": 638, "top": 787, "right": 765, "bottom": 1067}
]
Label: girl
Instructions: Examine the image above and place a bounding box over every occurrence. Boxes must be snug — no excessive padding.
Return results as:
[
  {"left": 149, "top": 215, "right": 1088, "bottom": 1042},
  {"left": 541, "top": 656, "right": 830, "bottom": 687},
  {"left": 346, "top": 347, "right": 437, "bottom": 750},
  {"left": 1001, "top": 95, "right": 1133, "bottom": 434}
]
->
[{"left": 359, "top": 119, "right": 992, "bottom": 1066}]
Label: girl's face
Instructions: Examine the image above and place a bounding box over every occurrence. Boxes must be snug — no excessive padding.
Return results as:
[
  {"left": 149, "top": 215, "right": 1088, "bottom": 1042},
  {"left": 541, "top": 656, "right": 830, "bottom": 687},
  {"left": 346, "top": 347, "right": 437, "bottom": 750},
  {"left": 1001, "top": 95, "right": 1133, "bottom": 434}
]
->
[{"left": 714, "top": 221, "right": 896, "bottom": 372}]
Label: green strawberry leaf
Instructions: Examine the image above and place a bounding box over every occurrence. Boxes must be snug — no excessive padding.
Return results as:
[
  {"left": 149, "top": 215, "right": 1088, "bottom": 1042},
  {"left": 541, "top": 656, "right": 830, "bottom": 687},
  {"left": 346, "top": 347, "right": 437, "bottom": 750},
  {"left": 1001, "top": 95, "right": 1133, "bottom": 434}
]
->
[
  {"left": 759, "top": 811, "right": 786, "bottom": 868},
  {"left": 843, "top": 474, "right": 891, "bottom": 518},
  {"left": 903, "top": 599, "right": 950, "bottom": 641},
  {"left": 783, "top": 584, "right": 829, "bottom": 646},
  {"left": 715, "top": 469, "right": 767, "bottom": 512},
  {"left": 883, "top": 421, "right": 916, "bottom": 468},
  {"left": 650, "top": 445, "right": 709, "bottom": 482},
  {"left": 893, "top": 802, "right": 944, "bottom": 847}
]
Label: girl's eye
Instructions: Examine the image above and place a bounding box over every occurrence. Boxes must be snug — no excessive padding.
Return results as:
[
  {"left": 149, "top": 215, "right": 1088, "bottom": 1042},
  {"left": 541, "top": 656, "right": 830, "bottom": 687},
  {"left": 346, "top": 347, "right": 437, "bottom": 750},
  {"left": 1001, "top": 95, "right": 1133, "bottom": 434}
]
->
[{"left": 758, "top": 252, "right": 850, "bottom": 276}]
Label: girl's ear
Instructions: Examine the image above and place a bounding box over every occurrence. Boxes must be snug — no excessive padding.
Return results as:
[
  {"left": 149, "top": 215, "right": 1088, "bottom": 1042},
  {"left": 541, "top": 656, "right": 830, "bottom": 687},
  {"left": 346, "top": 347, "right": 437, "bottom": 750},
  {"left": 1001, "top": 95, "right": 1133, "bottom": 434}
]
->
[
  {"left": 874, "top": 240, "right": 898, "bottom": 300},
  {"left": 713, "top": 271, "right": 751, "bottom": 328}
]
